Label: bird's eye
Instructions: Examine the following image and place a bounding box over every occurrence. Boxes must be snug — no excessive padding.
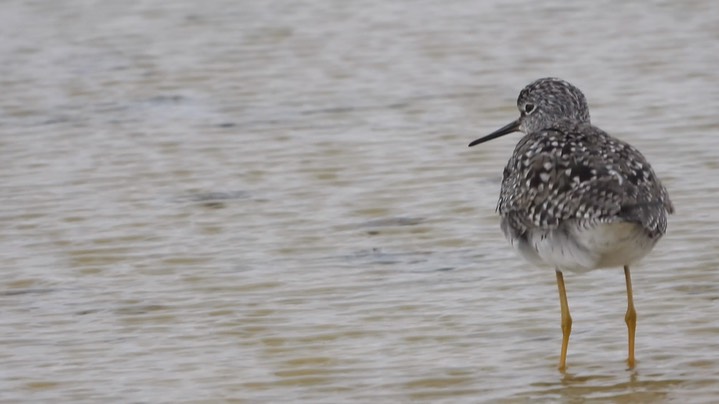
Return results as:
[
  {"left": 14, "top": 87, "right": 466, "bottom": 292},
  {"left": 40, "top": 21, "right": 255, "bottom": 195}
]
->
[{"left": 524, "top": 104, "right": 535, "bottom": 114}]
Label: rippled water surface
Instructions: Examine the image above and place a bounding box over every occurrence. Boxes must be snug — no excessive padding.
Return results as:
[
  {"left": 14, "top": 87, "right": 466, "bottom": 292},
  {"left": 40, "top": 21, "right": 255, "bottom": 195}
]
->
[{"left": 1, "top": 0, "right": 718, "bottom": 402}]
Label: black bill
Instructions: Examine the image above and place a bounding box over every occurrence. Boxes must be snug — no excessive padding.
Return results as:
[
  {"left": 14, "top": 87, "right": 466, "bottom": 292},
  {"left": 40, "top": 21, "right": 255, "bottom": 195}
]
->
[{"left": 468, "top": 119, "right": 520, "bottom": 147}]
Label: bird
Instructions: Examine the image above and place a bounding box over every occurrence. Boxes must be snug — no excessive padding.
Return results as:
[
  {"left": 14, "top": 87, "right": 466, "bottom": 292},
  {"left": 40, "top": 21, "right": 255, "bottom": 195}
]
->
[{"left": 468, "top": 77, "right": 673, "bottom": 371}]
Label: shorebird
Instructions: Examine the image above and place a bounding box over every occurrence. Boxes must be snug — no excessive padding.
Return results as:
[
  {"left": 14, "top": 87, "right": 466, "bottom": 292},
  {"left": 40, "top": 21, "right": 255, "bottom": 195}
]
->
[{"left": 468, "top": 78, "right": 673, "bottom": 370}]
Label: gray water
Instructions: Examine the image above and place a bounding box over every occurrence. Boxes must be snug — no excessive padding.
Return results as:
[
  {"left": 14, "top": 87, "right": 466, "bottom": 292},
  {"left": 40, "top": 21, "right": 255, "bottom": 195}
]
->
[{"left": 1, "top": 0, "right": 718, "bottom": 402}]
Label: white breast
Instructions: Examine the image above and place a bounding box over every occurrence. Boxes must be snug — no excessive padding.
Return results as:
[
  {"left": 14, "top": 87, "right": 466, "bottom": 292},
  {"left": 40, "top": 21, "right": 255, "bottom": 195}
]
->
[{"left": 505, "top": 221, "right": 660, "bottom": 273}]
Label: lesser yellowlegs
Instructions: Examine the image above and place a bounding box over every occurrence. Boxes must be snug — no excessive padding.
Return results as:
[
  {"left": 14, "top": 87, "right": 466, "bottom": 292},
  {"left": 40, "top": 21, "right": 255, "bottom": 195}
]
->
[{"left": 468, "top": 78, "right": 673, "bottom": 370}]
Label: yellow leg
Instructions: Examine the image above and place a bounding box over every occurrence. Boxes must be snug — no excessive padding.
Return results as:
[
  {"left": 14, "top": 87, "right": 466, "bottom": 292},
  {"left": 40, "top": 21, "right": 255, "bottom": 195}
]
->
[
  {"left": 556, "top": 270, "right": 572, "bottom": 371},
  {"left": 624, "top": 265, "right": 637, "bottom": 369}
]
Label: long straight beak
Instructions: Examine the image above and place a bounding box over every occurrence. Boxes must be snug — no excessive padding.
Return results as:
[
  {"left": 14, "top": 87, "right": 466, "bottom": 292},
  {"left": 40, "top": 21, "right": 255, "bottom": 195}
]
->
[{"left": 468, "top": 119, "right": 520, "bottom": 147}]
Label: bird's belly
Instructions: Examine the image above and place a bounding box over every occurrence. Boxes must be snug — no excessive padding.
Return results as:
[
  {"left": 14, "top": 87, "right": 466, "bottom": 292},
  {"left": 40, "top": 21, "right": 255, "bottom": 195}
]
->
[{"left": 506, "top": 221, "right": 660, "bottom": 273}]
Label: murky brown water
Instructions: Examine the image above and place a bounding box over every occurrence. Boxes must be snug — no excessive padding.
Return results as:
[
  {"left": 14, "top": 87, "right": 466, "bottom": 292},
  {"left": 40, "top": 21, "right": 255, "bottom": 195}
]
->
[{"left": 1, "top": 0, "right": 718, "bottom": 402}]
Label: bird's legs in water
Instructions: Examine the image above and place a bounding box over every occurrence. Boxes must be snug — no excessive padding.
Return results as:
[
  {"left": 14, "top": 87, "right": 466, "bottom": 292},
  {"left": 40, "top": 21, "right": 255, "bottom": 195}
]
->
[
  {"left": 624, "top": 265, "right": 637, "bottom": 369},
  {"left": 555, "top": 270, "right": 572, "bottom": 371}
]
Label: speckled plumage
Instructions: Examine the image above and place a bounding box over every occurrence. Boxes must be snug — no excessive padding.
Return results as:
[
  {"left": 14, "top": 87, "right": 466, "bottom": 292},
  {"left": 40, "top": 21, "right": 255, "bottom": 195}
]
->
[
  {"left": 468, "top": 77, "right": 673, "bottom": 369},
  {"left": 471, "top": 78, "right": 673, "bottom": 272},
  {"left": 499, "top": 119, "right": 673, "bottom": 236}
]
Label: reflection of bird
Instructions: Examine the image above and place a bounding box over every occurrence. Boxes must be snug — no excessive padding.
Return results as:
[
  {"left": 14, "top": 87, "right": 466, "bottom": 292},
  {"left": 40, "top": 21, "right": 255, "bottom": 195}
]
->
[{"left": 468, "top": 78, "right": 673, "bottom": 371}]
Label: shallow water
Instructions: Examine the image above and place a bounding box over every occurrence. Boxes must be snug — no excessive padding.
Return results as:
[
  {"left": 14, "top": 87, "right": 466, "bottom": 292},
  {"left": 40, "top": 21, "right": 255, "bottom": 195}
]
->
[{"left": 1, "top": 0, "right": 718, "bottom": 402}]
